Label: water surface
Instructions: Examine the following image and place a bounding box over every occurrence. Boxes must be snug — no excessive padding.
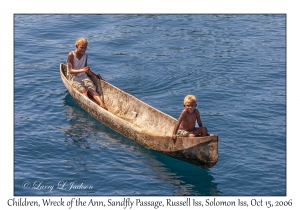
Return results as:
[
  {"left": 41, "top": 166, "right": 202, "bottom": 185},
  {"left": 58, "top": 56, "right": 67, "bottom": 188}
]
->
[{"left": 14, "top": 14, "right": 286, "bottom": 196}]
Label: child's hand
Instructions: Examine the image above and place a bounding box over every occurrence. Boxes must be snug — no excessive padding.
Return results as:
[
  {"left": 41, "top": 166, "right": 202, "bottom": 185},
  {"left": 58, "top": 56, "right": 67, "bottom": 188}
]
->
[
  {"left": 172, "top": 134, "right": 177, "bottom": 140},
  {"left": 83, "top": 66, "right": 90, "bottom": 72}
]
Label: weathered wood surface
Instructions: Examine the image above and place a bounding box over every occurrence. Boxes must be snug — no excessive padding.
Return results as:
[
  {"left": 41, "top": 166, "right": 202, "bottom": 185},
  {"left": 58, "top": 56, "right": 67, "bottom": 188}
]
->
[{"left": 60, "top": 63, "right": 218, "bottom": 168}]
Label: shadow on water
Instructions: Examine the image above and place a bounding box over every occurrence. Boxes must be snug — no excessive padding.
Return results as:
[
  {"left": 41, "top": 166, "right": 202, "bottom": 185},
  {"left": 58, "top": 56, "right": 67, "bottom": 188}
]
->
[
  {"left": 61, "top": 93, "right": 220, "bottom": 196},
  {"left": 150, "top": 152, "right": 220, "bottom": 196}
]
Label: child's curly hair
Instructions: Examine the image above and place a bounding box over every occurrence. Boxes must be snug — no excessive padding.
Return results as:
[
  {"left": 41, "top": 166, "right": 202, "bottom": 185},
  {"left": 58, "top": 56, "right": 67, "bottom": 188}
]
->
[{"left": 184, "top": 95, "right": 197, "bottom": 104}]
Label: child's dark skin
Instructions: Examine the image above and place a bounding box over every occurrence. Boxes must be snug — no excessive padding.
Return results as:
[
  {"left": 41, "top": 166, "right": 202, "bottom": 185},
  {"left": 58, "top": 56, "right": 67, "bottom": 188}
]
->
[
  {"left": 67, "top": 42, "right": 107, "bottom": 110},
  {"left": 172, "top": 100, "right": 207, "bottom": 140}
]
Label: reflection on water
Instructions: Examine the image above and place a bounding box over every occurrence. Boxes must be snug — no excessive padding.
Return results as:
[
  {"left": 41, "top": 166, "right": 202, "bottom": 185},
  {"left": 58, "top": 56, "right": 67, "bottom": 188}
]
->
[{"left": 61, "top": 93, "right": 220, "bottom": 195}]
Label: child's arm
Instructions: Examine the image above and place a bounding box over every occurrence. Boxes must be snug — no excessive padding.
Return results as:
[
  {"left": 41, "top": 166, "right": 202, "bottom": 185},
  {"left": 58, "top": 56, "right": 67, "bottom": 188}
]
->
[
  {"left": 196, "top": 109, "right": 203, "bottom": 127},
  {"left": 172, "top": 110, "right": 187, "bottom": 140}
]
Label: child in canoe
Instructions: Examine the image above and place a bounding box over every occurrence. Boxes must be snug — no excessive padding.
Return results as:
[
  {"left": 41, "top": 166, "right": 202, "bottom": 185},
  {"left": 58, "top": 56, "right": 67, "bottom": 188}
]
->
[
  {"left": 172, "top": 95, "right": 208, "bottom": 140},
  {"left": 67, "top": 38, "right": 107, "bottom": 110}
]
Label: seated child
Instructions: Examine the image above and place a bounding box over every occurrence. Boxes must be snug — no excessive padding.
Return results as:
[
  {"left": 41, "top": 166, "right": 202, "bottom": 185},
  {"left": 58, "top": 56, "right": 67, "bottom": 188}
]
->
[
  {"left": 172, "top": 95, "right": 208, "bottom": 140},
  {"left": 66, "top": 38, "right": 107, "bottom": 110}
]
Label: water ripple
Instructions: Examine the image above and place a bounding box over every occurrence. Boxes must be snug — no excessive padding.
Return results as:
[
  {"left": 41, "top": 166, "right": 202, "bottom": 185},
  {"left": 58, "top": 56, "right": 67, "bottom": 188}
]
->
[{"left": 14, "top": 14, "right": 286, "bottom": 196}]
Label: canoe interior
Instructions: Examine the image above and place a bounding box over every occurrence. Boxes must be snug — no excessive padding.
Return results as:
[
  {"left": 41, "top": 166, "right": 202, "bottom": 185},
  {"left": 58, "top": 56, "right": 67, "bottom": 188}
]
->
[
  {"left": 61, "top": 64, "right": 179, "bottom": 137},
  {"left": 60, "top": 63, "right": 218, "bottom": 168}
]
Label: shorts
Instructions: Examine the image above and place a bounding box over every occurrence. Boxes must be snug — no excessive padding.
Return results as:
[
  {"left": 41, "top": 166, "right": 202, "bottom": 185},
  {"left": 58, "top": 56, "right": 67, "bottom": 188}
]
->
[
  {"left": 177, "top": 130, "right": 193, "bottom": 137},
  {"left": 71, "top": 78, "right": 96, "bottom": 93}
]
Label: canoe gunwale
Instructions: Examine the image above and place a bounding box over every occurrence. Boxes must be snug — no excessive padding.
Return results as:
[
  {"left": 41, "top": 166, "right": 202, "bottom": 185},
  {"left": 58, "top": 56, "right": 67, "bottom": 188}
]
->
[{"left": 60, "top": 63, "right": 218, "bottom": 168}]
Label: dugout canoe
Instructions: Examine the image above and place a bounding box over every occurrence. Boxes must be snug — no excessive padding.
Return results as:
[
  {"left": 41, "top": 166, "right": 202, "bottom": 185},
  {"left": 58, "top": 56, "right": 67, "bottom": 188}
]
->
[{"left": 60, "top": 63, "right": 218, "bottom": 168}]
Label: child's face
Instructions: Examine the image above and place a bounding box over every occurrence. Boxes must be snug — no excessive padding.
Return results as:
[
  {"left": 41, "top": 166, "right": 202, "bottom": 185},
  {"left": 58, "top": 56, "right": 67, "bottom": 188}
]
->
[
  {"left": 184, "top": 100, "right": 197, "bottom": 113},
  {"left": 76, "top": 43, "right": 88, "bottom": 54}
]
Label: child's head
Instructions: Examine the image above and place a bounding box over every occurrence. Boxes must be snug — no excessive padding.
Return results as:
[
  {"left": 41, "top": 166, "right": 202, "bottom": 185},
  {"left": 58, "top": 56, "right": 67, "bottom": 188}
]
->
[
  {"left": 183, "top": 95, "right": 197, "bottom": 113},
  {"left": 184, "top": 95, "right": 197, "bottom": 105},
  {"left": 75, "top": 38, "right": 88, "bottom": 48}
]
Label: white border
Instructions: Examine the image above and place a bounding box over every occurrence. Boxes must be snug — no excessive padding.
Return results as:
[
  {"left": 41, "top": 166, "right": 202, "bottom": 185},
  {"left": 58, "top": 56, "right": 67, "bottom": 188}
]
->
[{"left": 3, "top": 0, "right": 299, "bottom": 209}]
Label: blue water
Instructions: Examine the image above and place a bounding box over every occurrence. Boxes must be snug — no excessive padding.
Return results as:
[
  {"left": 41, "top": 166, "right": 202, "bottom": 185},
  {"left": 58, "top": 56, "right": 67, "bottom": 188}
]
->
[{"left": 14, "top": 14, "right": 286, "bottom": 196}]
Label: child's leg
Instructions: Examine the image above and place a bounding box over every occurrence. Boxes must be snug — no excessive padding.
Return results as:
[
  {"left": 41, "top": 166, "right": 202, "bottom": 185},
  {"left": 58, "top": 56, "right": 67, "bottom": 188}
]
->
[
  {"left": 88, "top": 75, "right": 103, "bottom": 96},
  {"left": 194, "top": 127, "right": 208, "bottom": 136},
  {"left": 88, "top": 88, "right": 107, "bottom": 110},
  {"left": 83, "top": 78, "right": 107, "bottom": 110},
  {"left": 83, "top": 91, "right": 88, "bottom": 97}
]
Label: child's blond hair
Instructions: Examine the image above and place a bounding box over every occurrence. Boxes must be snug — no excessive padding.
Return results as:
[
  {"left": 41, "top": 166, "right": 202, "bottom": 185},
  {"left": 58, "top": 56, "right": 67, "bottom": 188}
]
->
[
  {"left": 184, "top": 95, "right": 197, "bottom": 104},
  {"left": 75, "top": 38, "right": 88, "bottom": 47}
]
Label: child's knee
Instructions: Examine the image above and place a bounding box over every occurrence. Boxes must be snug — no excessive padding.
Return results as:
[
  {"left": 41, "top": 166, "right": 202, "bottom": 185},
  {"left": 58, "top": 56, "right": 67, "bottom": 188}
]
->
[{"left": 82, "top": 91, "right": 88, "bottom": 97}]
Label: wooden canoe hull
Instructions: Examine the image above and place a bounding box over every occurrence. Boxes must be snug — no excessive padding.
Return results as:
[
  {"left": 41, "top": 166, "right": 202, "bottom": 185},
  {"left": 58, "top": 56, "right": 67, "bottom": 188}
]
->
[{"left": 60, "top": 63, "right": 218, "bottom": 168}]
